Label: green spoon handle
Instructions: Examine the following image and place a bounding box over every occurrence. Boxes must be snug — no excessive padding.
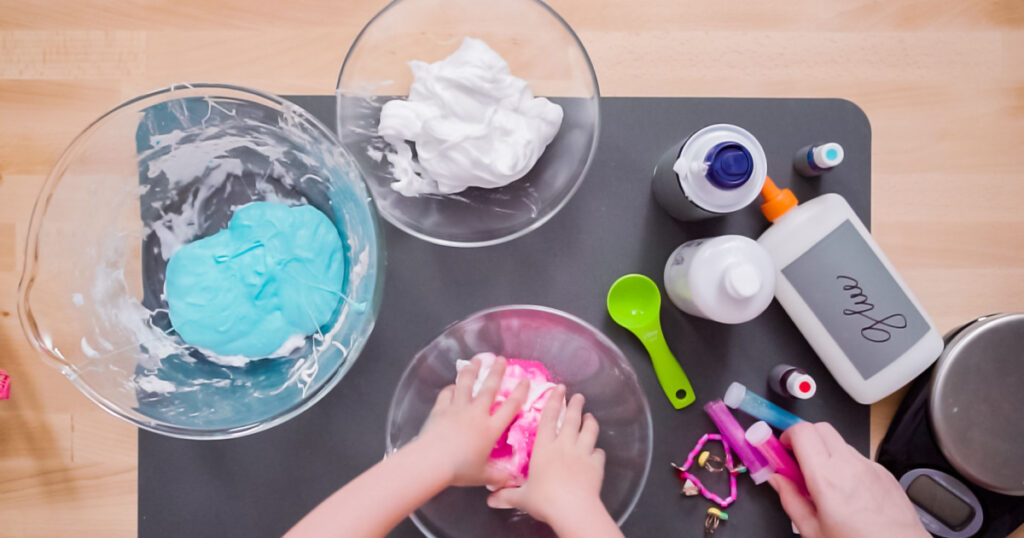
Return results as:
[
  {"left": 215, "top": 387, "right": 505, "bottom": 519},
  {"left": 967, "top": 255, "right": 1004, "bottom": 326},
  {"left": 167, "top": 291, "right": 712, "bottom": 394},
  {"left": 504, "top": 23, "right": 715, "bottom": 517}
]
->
[{"left": 639, "top": 326, "right": 696, "bottom": 409}]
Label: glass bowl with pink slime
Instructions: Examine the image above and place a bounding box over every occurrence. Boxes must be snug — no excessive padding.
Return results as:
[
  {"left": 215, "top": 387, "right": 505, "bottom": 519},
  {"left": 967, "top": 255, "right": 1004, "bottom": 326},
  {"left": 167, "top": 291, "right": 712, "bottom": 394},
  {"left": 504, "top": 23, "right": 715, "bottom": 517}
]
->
[{"left": 386, "top": 305, "right": 652, "bottom": 537}]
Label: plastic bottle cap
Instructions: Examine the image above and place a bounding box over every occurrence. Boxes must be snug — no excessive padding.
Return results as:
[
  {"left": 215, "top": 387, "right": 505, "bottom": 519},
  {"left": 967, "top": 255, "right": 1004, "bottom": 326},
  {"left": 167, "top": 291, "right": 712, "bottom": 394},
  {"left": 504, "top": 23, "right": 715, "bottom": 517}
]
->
[
  {"left": 760, "top": 176, "right": 798, "bottom": 222},
  {"left": 723, "top": 263, "right": 762, "bottom": 299},
  {"left": 704, "top": 142, "right": 753, "bottom": 190},
  {"left": 750, "top": 467, "right": 773, "bottom": 484},
  {"left": 723, "top": 382, "right": 746, "bottom": 409},
  {"left": 744, "top": 421, "right": 772, "bottom": 445},
  {"left": 786, "top": 372, "right": 817, "bottom": 399},
  {"left": 812, "top": 143, "right": 844, "bottom": 169}
]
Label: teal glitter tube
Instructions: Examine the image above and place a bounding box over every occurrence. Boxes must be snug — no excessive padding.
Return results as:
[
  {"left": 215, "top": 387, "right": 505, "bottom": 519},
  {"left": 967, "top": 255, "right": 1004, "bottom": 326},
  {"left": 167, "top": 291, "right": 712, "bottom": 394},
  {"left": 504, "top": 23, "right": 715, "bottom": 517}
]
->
[{"left": 723, "top": 382, "right": 804, "bottom": 430}]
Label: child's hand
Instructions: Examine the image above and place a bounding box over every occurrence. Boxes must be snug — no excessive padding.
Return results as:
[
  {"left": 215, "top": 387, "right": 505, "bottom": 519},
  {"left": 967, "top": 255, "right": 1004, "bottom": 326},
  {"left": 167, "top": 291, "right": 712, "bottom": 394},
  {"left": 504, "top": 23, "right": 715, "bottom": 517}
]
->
[
  {"left": 771, "top": 422, "right": 928, "bottom": 538},
  {"left": 486, "top": 388, "right": 619, "bottom": 537},
  {"left": 417, "top": 355, "right": 529, "bottom": 489}
]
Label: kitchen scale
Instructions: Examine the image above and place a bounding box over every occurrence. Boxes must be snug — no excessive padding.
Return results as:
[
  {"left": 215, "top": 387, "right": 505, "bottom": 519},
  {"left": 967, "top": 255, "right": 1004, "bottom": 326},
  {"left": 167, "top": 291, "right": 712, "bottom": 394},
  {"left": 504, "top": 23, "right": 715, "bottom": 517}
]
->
[{"left": 877, "top": 313, "right": 1024, "bottom": 537}]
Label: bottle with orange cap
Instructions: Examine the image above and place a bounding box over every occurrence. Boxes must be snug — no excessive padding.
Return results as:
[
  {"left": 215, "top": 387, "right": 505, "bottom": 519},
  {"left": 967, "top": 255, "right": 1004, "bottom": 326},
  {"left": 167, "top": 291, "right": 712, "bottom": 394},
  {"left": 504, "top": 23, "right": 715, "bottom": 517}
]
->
[{"left": 756, "top": 178, "right": 943, "bottom": 405}]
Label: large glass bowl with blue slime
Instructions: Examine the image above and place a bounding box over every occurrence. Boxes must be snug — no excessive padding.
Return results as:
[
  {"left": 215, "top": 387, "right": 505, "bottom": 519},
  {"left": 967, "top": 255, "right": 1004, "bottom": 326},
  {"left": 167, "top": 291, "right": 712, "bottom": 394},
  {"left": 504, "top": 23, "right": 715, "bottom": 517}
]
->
[
  {"left": 17, "top": 84, "right": 384, "bottom": 439},
  {"left": 337, "top": 0, "right": 600, "bottom": 247},
  {"left": 388, "top": 305, "right": 652, "bottom": 537}
]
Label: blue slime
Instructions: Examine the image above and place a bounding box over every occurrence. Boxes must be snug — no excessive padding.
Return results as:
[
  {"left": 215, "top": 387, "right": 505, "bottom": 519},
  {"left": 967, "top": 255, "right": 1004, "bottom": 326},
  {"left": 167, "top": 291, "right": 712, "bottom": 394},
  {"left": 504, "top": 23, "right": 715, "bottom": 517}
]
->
[{"left": 165, "top": 202, "right": 345, "bottom": 359}]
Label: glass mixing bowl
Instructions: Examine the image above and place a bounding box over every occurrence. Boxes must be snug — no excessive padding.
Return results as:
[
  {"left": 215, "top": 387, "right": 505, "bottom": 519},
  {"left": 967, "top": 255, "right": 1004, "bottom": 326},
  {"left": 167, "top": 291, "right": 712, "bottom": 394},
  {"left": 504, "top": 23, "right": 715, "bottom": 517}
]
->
[
  {"left": 387, "top": 305, "right": 652, "bottom": 537},
  {"left": 336, "top": 0, "right": 600, "bottom": 247},
  {"left": 18, "top": 84, "right": 384, "bottom": 439}
]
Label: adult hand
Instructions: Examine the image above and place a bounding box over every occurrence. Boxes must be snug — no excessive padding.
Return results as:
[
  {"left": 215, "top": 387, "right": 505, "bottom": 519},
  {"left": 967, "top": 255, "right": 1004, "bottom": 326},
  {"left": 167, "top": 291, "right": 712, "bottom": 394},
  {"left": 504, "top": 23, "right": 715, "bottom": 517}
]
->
[{"left": 771, "top": 422, "right": 928, "bottom": 538}]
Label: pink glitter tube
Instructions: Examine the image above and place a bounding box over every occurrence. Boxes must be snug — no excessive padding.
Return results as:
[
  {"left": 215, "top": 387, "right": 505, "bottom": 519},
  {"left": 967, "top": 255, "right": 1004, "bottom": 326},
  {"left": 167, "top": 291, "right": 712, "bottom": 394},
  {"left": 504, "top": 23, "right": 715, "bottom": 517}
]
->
[
  {"left": 745, "top": 420, "right": 808, "bottom": 495},
  {"left": 704, "top": 400, "right": 771, "bottom": 484}
]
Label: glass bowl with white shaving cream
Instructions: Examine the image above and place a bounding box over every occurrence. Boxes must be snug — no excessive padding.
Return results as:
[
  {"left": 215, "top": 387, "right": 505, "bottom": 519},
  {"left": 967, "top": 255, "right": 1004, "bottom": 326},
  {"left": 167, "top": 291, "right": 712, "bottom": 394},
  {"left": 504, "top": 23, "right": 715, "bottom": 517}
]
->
[
  {"left": 337, "top": 0, "right": 600, "bottom": 247},
  {"left": 17, "top": 83, "right": 383, "bottom": 439}
]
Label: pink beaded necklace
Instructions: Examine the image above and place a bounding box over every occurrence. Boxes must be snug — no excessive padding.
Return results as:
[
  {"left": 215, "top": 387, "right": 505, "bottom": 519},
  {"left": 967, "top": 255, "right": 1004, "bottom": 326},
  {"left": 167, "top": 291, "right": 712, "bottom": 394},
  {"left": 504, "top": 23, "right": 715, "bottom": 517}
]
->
[{"left": 671, "top": 433, "right": 739, "bottom": 508}]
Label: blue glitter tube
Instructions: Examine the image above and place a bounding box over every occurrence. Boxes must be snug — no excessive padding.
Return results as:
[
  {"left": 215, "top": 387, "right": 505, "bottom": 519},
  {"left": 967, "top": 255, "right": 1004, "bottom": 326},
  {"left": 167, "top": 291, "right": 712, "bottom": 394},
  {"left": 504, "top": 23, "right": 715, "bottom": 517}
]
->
[{"left": 724, "top": 382, "right": 805, "bottom": 430}]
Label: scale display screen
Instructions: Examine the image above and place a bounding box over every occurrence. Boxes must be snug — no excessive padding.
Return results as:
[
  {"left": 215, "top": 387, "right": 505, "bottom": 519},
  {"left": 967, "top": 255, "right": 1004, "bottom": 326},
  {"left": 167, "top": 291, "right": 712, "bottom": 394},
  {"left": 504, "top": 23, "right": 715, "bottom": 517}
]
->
[
  {"left": 906, "top": 474, "right": 975, "bottom": 530},
  {"left": 899, "top": 468, "right": 983, "bottom": 537}
]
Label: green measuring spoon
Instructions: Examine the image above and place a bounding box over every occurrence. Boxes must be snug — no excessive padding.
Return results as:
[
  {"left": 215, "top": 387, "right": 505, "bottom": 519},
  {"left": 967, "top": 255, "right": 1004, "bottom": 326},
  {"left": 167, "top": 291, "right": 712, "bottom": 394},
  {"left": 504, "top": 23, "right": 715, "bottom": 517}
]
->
[{"left": 607, "top": 274, "right": 696, "bottom": 409}]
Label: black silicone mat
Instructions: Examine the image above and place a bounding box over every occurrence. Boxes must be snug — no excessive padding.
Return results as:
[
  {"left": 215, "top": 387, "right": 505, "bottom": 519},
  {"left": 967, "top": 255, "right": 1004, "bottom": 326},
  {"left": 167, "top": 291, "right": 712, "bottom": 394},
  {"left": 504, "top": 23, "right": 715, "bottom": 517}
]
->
[{"left": 139, "top": 96, "right": 872, "bottom": 537}]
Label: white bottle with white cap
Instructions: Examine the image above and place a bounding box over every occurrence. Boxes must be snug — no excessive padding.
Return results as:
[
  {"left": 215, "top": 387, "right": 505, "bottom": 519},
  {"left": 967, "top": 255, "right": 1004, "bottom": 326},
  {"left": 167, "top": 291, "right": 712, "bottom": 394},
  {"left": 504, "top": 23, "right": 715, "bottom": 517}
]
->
[{"left": 663, "top": 235, "right": 776, "bottom": 324}]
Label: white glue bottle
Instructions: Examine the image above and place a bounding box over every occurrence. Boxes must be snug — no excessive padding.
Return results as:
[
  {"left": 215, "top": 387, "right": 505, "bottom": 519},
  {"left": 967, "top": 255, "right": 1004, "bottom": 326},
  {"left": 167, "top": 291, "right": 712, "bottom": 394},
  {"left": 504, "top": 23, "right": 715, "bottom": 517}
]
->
[
  {"left": 663, "top": 235, "right": 776, "bottom": 324},
  {"left": 756, "top": 178, "right": 943, "bottom": 404}
]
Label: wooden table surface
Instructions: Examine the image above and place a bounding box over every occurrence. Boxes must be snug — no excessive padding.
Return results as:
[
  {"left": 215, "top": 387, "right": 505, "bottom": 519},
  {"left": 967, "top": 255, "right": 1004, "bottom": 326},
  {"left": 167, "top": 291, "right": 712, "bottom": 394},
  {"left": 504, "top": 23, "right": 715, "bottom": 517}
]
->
[{"left": 1, "top": 1, "right": 1022, "bottom": 536}]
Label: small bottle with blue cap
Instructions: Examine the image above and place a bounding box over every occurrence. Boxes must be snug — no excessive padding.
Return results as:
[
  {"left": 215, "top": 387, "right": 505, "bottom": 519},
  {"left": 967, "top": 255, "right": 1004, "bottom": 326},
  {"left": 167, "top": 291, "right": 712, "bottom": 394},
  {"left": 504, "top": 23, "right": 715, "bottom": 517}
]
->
[
  {"left": 652, "top": 124, "right": 768, "bottom": 220},
  {"left": 793, "top": 142, "right": 844, "bottom": 177}
]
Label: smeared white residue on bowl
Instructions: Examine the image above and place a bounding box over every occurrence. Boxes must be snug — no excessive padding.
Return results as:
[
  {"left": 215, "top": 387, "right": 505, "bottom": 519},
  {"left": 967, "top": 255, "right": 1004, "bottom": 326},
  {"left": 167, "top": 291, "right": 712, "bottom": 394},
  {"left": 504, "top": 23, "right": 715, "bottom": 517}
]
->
[{"left": 136, "top": 375, "right": 178, "bottom": 394}]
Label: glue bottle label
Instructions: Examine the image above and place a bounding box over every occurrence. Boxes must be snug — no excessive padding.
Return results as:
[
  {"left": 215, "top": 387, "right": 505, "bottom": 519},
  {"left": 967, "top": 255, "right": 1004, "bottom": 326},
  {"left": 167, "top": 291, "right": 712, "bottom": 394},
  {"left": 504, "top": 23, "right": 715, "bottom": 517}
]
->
[{"left": 781, "top": 220, "right": 929, "bottom": 379}]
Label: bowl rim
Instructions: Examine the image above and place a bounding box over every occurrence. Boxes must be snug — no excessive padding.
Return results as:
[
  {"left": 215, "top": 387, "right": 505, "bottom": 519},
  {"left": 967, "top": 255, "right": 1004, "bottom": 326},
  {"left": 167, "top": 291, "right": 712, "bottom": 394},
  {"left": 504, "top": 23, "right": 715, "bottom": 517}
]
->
[
  {"left": 16, "top": 82, "right": 387, "bottom": 440},
  {"left": 335, "top": 0, "right": 602, "bottom": 248},
  {"left": 385, "top": 304, "right": 653, "bottom": 533}
]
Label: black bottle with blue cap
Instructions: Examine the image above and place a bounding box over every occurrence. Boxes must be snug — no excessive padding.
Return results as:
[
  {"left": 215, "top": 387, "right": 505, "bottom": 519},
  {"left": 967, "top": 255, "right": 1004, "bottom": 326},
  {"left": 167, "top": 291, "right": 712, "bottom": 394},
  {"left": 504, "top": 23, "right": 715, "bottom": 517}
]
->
[
  {"left": 793, "top": 142, "right": 845, "bottom": 177},
  {"left": 652, "top": 124, "right": 768, "bottom": 221}
]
